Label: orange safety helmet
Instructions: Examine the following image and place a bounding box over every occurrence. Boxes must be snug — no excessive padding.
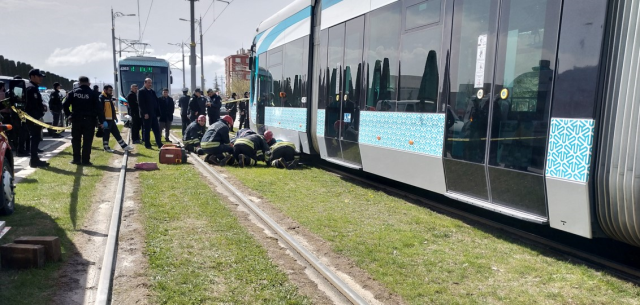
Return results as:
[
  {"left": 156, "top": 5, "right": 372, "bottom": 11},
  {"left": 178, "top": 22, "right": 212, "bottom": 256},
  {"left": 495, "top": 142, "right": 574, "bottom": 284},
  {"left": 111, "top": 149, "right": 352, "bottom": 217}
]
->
[
  {"left": 222, "top": 115, "right": 234, "bottom": 126},
  {"left": 264, "top": 130, "right": 274, "bottom": 142}
]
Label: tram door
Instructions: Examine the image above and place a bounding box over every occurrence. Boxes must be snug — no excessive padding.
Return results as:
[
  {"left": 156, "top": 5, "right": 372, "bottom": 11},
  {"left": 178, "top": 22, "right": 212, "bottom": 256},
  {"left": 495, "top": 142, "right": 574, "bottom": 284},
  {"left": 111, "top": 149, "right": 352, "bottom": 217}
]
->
[
  {"left": 324, "top": 16, "right": 365, "bottom": 166},
  {"left": 443, "top": 0, "right": 561, "bottom": 218}
]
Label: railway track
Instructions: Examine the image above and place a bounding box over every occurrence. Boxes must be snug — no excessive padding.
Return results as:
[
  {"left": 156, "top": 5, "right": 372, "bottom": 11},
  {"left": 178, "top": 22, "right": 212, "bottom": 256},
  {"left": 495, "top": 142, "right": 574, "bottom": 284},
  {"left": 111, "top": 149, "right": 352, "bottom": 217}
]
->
[
  {"left": 315, "top": 162, "right": 640, "bottom": 286},
  {"left": 169, "top": 134, "right": 370, "bottom": 305},
  {"left": 95, "top": 134, "right": 130, "bottom": 305}
]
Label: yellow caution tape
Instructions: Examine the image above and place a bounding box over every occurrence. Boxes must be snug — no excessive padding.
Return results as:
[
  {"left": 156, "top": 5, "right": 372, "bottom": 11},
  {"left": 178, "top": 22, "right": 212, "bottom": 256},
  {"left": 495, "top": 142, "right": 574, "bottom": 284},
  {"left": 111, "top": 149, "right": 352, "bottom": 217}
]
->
[
  {"left": 221, "top": 98, "right": 249, "bottom": 105},
  {"left": 11, "top": 106, "right": 66, "bottom": 133}
]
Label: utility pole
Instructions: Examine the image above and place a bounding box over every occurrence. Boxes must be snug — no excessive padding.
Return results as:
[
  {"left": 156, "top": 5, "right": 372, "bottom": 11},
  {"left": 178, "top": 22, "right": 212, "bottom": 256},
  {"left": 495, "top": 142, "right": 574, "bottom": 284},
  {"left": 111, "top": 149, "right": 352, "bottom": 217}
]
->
[
  {"left": 168, "top": 42, "right": 187, "bottom": 89},
  {"left": 188, "top": 0, "right": 198, "bottom": 92},
  {"left": 199, "top": 16, "right": 205, "bottom": 91},
  {"left": 111, "top": 9, "right": 135, "bottom": 102}
]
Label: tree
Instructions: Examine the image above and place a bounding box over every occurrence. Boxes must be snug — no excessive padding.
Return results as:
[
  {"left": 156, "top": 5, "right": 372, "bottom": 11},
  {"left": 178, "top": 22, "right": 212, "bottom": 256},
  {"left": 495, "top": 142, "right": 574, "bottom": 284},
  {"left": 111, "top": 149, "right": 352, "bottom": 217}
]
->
[
  {"left": 213, "top": 73, "right": 220, "bottom": 92},
  {"left": 227, "top": 74, "right": 250, "bottom": 98}
]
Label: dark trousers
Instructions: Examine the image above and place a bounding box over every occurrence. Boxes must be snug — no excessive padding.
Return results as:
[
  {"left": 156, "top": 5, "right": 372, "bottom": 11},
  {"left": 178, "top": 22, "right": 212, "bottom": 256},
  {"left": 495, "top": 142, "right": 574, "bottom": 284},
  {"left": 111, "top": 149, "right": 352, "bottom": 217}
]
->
[
  {"left": 71, "top": 117, "right": 95, "bottom": 163},
  {"left": 229, "top": 111, "right": 237, "bottom": 131},
  {"left": 181, "top": 115, "right": 191, "bottom": 134},
  {"left": 202, "top": 143, "right": 233, "bottom": 160},
  {"left": 131, "top": 113, "right": 142, "bottom": 142},
  {"left": 271, "top": 146, "right": 296, "bottom": 162},
  {"left": 28, "top": 122, "right": 42, "bottom": 162},
  {"left": 238, "top": 113, "right": 247, "bottom": 129},
  {"left": 19, "top": 121, "right": 30, "bottom": 152},
  {"left": 233, "top": 143, "right": 257, "bottom": 166},
  {"left": 208, "top": 108, "right": 220, "bottom": 126},
  {"left": 143, "top": 116, "right": 163, "bottom": 148},
  {"left": 103, "top": 120, "right": 127, "bottom": 149},
  {"left": 47, "top": 111, "right": 62, "bottom": 135}
]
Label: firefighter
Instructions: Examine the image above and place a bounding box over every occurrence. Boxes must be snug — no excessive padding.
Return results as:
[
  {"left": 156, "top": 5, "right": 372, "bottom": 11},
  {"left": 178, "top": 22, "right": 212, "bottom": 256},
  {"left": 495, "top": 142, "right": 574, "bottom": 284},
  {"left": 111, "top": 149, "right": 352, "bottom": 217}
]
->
[
  {"left": 201, "top": 115, "right": 234, "bottom": 166},
  {"left": 233, "top": 131, "right": 271, "bottom": 168},
  {"left": 183, "top": 115, "right": 206, "bottom": 154},
  {"left": 267, "top": 140, "right": 299, "bottom": 170}
]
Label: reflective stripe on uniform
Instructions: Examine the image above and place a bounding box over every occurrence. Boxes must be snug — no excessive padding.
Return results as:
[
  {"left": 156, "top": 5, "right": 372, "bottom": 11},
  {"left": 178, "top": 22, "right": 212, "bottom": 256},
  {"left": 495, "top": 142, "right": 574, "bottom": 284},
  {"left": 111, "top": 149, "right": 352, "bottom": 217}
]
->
[
  {"left": 272, "top": 141, "right": 296, "bottom": 150},
  {"left": 235, "top": 138, "right": 255, "bottom": 149},
  {"left": 201, "top": 141, "right": 221, "bottom": 149}
]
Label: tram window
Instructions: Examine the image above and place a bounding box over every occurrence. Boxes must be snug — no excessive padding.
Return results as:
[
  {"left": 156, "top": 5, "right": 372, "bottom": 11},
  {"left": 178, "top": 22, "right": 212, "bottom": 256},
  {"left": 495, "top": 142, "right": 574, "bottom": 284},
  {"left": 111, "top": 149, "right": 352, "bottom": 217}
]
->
[
  {"left": 268, "top": 64, "right": 283, "bottom": 107},
  {"left": 443, "top": 0, "right": 497, "bottom": 164},
  {"left": 344, "top": 16, "right": 364, "bottom": 111},
  {"left": 257, "top": 52, "right": 269, "bottom": 125},
  {"left": 318, "top": 29, "right": 329, "bottom": 110},
  {"left": 398, "top": 27, "right": 441, "bottom": 113},
  {"left": 283, "top": 37, "right": 304, "bottom": 107},
  {"left": 406, "top": 0, "right": 441, "bottom": 31},
  {"left": 327, "top": 23, "right": 345, "bottom": 137},
  {"left": 365, "top": 1, "right": 401, "bottom": 112},
  {"left": 269, "top": 50, "right": 283, "bottom": 67},
  {"left": 488, "top": 0, "right": 561, "bottom": 172}
]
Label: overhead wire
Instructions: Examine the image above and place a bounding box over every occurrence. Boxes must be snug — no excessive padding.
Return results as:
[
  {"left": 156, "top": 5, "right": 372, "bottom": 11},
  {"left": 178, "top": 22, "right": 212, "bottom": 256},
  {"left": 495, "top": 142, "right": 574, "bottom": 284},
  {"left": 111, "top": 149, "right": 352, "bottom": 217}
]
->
[
  {"left": 140, "top": 0, "right": 155, "bottom": 41},
  {"left": 202, "top": 0, "right": 235, "bottom": 37}
]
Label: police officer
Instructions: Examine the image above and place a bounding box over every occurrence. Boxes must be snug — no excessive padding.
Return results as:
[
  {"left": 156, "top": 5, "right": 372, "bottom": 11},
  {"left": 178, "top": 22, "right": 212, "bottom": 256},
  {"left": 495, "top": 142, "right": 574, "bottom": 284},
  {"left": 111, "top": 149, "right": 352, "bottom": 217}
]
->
[
  {"left": 183, "top": 115, "right": 206, "bottom": 154},
  {"left": 238, "top": 92, "right": 249, "bottom": 130},
  {"left": 25, "top": 69, "right": 49, "bottom": 168},
  {"left": 233, "top": 131, "right": 270, "bottom": 168},
  {"left": 48, "top": 82, "right": 64, "bottom": 138},
  {"left": 178, "top": 88, "right": 191, "bottom": 134},
  {"left": 188, "top": 88, "right": 203, "bottom": 122},
  {"left": 201, "top": 115, "right": 234, "bottom": 166},
  {"left": 63, "top": 76, "right": 101, "bottom": 165},
  {"left": 206, "top": 89, "right": 221, "bottom": 126}
]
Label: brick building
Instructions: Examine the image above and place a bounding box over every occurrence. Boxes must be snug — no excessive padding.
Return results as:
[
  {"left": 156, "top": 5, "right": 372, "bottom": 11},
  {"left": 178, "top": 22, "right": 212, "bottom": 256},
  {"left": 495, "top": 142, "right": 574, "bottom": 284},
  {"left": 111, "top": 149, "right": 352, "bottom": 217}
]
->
[{"left": 224, "top": 48, "right": 250, "bottom": 93}]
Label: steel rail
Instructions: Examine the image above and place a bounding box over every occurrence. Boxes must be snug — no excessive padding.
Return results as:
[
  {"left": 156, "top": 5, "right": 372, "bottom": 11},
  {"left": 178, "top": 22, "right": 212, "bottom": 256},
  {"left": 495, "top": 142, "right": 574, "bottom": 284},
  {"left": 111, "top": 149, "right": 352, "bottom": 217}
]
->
[
  {"left": 169, "top": 134, "right": 369, "bottom": 305},
  {"left": 317, "top": 164, "right": 640, "bottom": 285},
  {"left": 95, "top": 133, "right": 130, "bottom": 305}
]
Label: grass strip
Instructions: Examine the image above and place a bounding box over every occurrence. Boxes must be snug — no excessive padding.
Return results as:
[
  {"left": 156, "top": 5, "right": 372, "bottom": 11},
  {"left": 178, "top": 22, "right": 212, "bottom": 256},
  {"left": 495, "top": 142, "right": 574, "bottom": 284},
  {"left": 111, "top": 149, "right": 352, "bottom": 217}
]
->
[
  {"left": 225, "top": 165, "right": 640, "bottom": 304},
  {"left": 136, "top": 146, "right": 310, "bottom": 304},
  {"left": 0, "top": 134, "right": 119, "bottom": 303}
]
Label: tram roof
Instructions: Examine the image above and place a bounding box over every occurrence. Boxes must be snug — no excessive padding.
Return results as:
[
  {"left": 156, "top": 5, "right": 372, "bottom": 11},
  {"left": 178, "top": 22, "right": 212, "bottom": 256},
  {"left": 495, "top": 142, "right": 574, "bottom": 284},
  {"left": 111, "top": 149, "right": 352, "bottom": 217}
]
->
[{"left": 256, "top": 0, "right": 314, "bottom": 36}]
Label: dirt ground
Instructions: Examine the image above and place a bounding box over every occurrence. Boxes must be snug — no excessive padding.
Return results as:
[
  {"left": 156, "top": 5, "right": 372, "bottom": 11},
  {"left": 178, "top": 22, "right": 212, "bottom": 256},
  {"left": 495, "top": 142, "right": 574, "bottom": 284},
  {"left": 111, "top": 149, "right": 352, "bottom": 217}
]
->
[
  {"left": 200, "top": 159, "right": 406, "bottom": 305},
  {"left": 111, "top": 154, "right": 151, "bottom": 304},
  {"left": 50, "top": 153, "right": 126, "bottom": 304}
]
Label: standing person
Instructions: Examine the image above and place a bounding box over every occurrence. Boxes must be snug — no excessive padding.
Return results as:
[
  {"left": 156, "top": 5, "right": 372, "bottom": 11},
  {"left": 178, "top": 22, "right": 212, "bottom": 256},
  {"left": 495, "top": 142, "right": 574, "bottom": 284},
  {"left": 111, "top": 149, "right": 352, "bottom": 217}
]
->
[
  {"left": 201, "top": 115, "right": 234, "bottom": 166},
  {"left": 63, "top": 76, "right": 101, "bottom": 165},
  {"left": 188, "top": 88, "right": 203, "bottom": 122},
  {"left": 158, "top": 88, "right": 175, "bottom": 142},
  {"left": 178, "top": 88, "right": 191, "bottom": 134},
  {"left": 138, "top": 78, "right": 164, "bottom": 149},
  {"left": 226, "top": 92, "right": 238, "bottom": 132},
  {"left": 92, "top": 85, "right": 100, "bottom": 96},
  {"left": 126, "top": 84, "right": 142, "bottom": 144},
  {"left": 48, "top": 82, "right": 64, "bottom": 138},
  {"left": 206, "top": 89, "right": 221, "bottom": 126},
  {"left": 24, "top": 69, "right": 48, "bottom": 168},
  {"left": 238, "top": 92, "right": 249, "bottom": 130},
  {"left": 99, "top": 85, "right": 133, "bottom": 153}
]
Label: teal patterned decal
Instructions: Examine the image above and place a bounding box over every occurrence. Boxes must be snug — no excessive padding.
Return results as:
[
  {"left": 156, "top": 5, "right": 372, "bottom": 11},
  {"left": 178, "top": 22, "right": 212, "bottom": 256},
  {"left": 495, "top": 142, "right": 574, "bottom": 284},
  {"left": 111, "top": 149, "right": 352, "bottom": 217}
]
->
[
  {"left": 359, "top": 112, "right": 445, "bottom": 157},
  {"left": 317, "top": 109, "right": 325, "bottom": 135},
  {"left": 545, "top": 118, "right": 595, "bottom": 183},
  {"left": 264, "top": 107, "right": 307, "bottom": 132}
]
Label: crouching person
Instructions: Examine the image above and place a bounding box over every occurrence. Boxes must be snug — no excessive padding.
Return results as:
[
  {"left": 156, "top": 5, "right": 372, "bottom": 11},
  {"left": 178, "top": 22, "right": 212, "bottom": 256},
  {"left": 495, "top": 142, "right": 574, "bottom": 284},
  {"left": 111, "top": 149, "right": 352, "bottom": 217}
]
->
[
  {"left": 201, "top": 115, "right": 234, "bottom": 166},
  {"left": 183, "top": 115, "right": 206, "bottom": 154},
  {"left": 267, "top": 141, "right": 300, "bottom": 169},
  {"left": 233, "top": 131, "right": 270, "bottom": 168}
]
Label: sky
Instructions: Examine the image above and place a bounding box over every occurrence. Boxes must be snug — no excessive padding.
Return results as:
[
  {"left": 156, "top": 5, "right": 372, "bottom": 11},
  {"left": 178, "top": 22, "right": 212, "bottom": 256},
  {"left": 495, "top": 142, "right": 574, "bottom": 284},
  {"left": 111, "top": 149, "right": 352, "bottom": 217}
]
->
[{"left": 0, "top": 0, "right": 293, "bottom": 92}]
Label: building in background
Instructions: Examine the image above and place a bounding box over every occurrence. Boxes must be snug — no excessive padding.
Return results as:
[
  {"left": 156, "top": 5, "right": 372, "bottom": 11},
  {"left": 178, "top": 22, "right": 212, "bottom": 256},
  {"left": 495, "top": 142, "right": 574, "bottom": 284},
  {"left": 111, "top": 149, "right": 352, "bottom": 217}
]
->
[{"left": 224, "top": 48, "right": 250, "bottom": 95}]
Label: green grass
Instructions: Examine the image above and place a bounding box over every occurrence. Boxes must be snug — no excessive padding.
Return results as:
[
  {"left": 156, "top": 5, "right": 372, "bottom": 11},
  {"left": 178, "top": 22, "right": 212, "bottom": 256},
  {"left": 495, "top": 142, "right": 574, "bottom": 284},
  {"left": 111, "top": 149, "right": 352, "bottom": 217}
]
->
[
  {"left": 0, "top": 133, "right": 120, "bottom": 304},
  {"left": 225, "top": 165, "right": 640, "bottom": 304},
  {"left": 136, "top": 146, "right": 310, "bottom": 304}
]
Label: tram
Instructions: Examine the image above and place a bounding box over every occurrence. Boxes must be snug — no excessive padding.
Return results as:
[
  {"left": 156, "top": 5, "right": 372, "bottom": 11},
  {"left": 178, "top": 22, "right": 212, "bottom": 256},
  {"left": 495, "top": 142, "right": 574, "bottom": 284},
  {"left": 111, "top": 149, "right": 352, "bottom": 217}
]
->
[
  {"left": 249, "top": 0, "right": 640, "bottom": 248},
  {"left": 118, "top": 56, "right": 172, "bottom": 118}
]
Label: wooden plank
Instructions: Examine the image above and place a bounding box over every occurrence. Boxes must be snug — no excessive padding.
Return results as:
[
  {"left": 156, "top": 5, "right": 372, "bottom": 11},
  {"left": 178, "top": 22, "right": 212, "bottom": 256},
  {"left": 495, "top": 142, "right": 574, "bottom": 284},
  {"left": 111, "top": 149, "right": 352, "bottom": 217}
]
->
[
  {"left": 0, "top": 243, "right": 45, "bottom": 269},
  {"left": 14, "top": 236, "right": 61, "bottom": 262}
]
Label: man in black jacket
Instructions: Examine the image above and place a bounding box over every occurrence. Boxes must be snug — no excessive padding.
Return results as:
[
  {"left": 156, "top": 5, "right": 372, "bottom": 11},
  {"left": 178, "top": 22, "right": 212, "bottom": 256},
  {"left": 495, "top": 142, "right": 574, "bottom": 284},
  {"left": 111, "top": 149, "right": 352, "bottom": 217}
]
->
[
  {"left": 206, "top": 89, "right": 221, "bottom": 126},
  {"left": 126, "top": 84, "right": 142, "bottom": 144},
  {"left": 238, "top": 92, "right": 249, "bottom": 130},
  {"left": 99, "top": 85, "right": 133, "bottom": 153},
  {"left": 48, "top": 82, "right": 64, "bottom": 138},
  {"left": 138, "top": 78, "right": 163, "bottom": 149},
  {"left": 63, "top": 76, "right": 101, "bottom": 165},
  {"left": 25, "top": 69, "right": 48, "bottom": 168},
  {"left": 226, "top": 92, "right": 238, "bottom": 132},
  {"left": 178, "top": 88, "right": 191, "bottom": 134},
  {"left": 188, "top": 88, "right": 203, "bottom": 121},
  {"left": 158, "top": 88, "right": 174, "bottom": 142}
]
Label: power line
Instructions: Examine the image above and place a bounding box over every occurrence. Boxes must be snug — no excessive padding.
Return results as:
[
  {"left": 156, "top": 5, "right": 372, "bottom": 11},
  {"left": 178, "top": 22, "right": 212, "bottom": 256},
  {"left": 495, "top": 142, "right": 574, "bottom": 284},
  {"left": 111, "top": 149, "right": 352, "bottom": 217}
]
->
[
  {"left": 140, "top": 0, "right": 155, "bottom": 40},
  {"left": 202, "top": 0, "right": 234, "bottom": 37}
]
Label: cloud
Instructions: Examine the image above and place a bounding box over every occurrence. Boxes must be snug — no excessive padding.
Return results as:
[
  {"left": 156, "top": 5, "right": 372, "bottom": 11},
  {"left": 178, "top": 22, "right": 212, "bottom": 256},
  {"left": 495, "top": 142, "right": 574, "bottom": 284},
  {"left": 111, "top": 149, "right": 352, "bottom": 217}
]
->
[{"left": 46, "top": 42, "right": 113, "bottom": 67}]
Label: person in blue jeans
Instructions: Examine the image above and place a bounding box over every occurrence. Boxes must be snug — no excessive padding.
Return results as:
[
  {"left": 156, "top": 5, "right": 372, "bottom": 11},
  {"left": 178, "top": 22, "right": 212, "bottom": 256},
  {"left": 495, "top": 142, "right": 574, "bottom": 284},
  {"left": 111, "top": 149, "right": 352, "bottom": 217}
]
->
[{"left": 137, "top": 78, "right": 164, "bottom": 149}]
